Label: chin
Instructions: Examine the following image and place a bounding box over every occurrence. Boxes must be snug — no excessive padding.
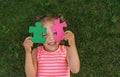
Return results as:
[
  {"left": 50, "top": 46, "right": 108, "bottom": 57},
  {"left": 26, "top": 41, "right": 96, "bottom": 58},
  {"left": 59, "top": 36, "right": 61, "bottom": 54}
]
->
[{"left": 45, "top": 47, "right": 58, "bottom": 52}]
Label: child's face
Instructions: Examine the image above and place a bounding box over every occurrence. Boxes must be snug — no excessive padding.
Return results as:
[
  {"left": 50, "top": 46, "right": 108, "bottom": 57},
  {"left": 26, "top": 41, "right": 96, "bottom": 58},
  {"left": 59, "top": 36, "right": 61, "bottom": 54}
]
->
[{"left": 42, "top": 21, "right": 60, "bottom": 52}]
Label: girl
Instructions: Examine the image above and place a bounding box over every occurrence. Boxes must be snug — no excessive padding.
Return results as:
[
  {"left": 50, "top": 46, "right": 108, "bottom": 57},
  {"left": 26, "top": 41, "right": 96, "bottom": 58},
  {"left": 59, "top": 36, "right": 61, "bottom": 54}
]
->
[{"left": 23, "top": 15, "right": 80, "bottom": 77}]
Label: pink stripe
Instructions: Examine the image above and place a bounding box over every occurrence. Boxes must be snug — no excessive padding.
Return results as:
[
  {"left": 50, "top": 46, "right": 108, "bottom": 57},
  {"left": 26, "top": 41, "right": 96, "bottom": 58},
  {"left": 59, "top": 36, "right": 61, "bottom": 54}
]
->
[
  {"left": 38, "top": 55, "right": 66, "bottom": 58},
  {"left": 38, "top": 67, "right": 69, "bottom": 70},
  {"left": 39, "top": 59, "right": 66, "bottom": 61},
  {"left": 37, "top": 76, "right": 69, "bottom": 77},
  {"left": 38, "top": 61, "right": 66, "bottom": 63},
  {"left": 38, "top": 69, "right": 69, "bottom": 73},
  {"left": 38, "top": 64, "right": 68, "bottom": 67},
  {"left": 39, "top": 57, "right": 66, "bottom": 60},
  {"left": 38, "top": 61, "right": 67, "bottom": 64},
  {"left": 37, "top": 75, "right": 70, "bottom": 77},
  {"left": 37, "top": 72, "right": 70, "bottom": 76}
]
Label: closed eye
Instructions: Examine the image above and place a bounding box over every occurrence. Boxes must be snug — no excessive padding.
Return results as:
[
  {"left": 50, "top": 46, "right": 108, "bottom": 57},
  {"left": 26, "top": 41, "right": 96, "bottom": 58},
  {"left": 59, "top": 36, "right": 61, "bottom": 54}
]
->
[
  {"left": 53, "top": 31, "right": 57, "bottom": 36},
  {"left": 42, "top": 33, "right": 47, "bottom": 37}
]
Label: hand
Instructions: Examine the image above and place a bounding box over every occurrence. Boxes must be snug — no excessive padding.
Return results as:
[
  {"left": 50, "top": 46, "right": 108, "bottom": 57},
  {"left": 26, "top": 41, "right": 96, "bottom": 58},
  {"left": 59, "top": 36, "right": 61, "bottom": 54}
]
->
[
  {"left": 23, "top": 36, "right": 33, "bottom": 53},
  {"left": 64, "top": 31, "right": 75, "bottom": 46}
]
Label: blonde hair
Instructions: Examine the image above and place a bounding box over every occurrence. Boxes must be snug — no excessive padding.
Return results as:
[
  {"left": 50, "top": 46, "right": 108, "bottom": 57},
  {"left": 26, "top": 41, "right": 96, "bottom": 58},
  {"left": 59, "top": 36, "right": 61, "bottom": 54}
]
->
[{"left": 36, "top": 14, "right": 64, "bottom": 23}]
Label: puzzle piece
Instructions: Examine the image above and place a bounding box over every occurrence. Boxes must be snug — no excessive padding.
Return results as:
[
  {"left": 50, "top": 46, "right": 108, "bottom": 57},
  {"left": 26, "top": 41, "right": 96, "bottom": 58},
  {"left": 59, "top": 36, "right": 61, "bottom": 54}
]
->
[
  {"left": 29, "top": 22, "right": 47, "bottom": 43},
  {"left": 51, "top": 19, "right": 67, "bottom": 42}
]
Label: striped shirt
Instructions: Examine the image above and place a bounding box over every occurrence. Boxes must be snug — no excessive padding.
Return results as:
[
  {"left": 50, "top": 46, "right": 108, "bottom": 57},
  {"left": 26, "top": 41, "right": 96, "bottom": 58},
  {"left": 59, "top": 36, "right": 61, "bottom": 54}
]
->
[{"left": 36, "top": 45, "right": 70, "bottom": 77}]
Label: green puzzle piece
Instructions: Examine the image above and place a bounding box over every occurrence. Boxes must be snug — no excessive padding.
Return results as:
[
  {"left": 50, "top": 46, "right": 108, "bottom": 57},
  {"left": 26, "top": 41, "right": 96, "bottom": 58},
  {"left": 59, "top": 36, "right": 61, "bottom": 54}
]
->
[{"left": 29, "top": 22, "right": 47, "bottom": 43}]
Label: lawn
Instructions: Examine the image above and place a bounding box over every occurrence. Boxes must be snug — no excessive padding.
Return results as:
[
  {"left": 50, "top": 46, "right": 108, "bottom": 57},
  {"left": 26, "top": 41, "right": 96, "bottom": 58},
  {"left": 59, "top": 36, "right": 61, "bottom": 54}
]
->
[{"left": 0, "top": 0, "right": 120, "bottom": 77}]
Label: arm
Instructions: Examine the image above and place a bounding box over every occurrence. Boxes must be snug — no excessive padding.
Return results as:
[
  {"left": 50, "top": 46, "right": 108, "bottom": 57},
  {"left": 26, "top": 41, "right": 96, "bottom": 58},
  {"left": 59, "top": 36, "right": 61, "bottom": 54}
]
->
[
  {"left": 23, "top": 37, "right": 37, "bottom": 77},
  {"left": 64, "top": 31, "right": 80, "bottom": 73}
]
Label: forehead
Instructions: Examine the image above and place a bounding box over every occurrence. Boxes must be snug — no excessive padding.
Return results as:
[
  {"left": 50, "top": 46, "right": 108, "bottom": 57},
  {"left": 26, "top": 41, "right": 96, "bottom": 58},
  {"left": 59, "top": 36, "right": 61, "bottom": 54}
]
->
[{"left": 41, "top": 21, "right": 54, "bottom": 33}]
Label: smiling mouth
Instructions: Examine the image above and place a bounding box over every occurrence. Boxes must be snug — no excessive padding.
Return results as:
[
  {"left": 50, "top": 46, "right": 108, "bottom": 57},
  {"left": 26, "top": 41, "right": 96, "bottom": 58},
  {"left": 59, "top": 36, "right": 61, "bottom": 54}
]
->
[{"left": 48, "top": 42, "right": 56, "bottom": 46}]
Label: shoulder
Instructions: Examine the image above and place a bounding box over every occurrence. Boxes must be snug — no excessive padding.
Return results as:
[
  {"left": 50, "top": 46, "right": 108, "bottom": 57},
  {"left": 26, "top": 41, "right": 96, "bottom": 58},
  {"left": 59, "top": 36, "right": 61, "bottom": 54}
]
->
[
  {"left": 32, "top": 46, "right": 43, "bottom": 53},
  {"left": 59, "top": 45, "right": 67, "bottom": 51},
  {"left": 32, "top": 46, "right": 43, "bottom": 56}
]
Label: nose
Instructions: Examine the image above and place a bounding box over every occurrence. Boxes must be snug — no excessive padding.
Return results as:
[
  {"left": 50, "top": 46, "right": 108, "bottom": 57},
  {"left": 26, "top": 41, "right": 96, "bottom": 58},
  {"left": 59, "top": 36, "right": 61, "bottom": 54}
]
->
[{"left": 49, "top": 34, "right": 54, "bottom": 40}]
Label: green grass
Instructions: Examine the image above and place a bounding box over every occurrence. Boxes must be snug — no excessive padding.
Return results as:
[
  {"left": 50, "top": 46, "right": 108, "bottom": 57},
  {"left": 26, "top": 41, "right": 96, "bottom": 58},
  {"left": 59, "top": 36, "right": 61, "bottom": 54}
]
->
[{"left": 0, "top": 0, "right": 120, "bottom": 77}]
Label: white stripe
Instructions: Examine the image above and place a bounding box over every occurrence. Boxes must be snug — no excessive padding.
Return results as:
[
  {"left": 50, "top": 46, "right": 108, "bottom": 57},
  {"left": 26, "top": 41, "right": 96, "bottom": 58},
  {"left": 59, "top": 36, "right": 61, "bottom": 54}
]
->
[
  {"left": 38, "top": 63, "right": 67, "bottom": 66},
  {"left": 38, "top": 69, "right": 69, "bottom": 73},
  {"left": 39, "top": 57, "right": 66, "bottom": 60}
]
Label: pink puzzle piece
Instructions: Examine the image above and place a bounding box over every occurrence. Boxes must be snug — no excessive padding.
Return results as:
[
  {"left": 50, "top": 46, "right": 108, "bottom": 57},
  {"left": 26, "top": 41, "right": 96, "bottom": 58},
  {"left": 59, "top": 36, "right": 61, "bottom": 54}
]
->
[{"left": 51, "top": 19, "right": 67, "bottom": 42}]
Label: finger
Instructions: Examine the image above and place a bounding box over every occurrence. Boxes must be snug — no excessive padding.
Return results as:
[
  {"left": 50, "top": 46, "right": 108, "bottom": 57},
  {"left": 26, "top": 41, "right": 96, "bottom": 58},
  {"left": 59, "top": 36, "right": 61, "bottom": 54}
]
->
[
  {"left": 25, "top": 37, "right": 33, "bottom": 42},
  {"left": 28, "top": 43, "right": 33, "bottom": 47},
  {"left": 65, "top": 30, "right": 73, "bottom": 34},
  {"left": 64, "top": 34, "right": 69, "bottom": 40},
  {"left": 27, "top": 41, "right": 33, "bottom": 45},
  {"left": 25, "top": 36, "right": 32, "bottom": 40},
  {"left": 23, "top": 39, "right": 33, "bottom": 46}
]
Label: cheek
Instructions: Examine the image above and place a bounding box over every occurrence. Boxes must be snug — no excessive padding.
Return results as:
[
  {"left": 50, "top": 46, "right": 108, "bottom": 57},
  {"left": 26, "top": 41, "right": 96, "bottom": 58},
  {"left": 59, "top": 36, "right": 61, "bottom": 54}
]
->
[
  {"left": 43, "top": 43, "right": 47, "bottom": 47},
  {"left": 56, "top": 41, "right": 60, "bottom": 45},
  {"left": 44, "top": 37, "right": 51, "bottom": 44},
  {"left": 45, "top": 37, "right": 49, "bottom": 42}
]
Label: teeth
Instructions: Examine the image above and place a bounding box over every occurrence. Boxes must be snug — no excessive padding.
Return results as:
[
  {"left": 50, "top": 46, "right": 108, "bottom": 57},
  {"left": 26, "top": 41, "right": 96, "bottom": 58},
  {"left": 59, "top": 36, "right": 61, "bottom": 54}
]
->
[{"left": 48, "top": 42, "right": 56, "bottom": 46}]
